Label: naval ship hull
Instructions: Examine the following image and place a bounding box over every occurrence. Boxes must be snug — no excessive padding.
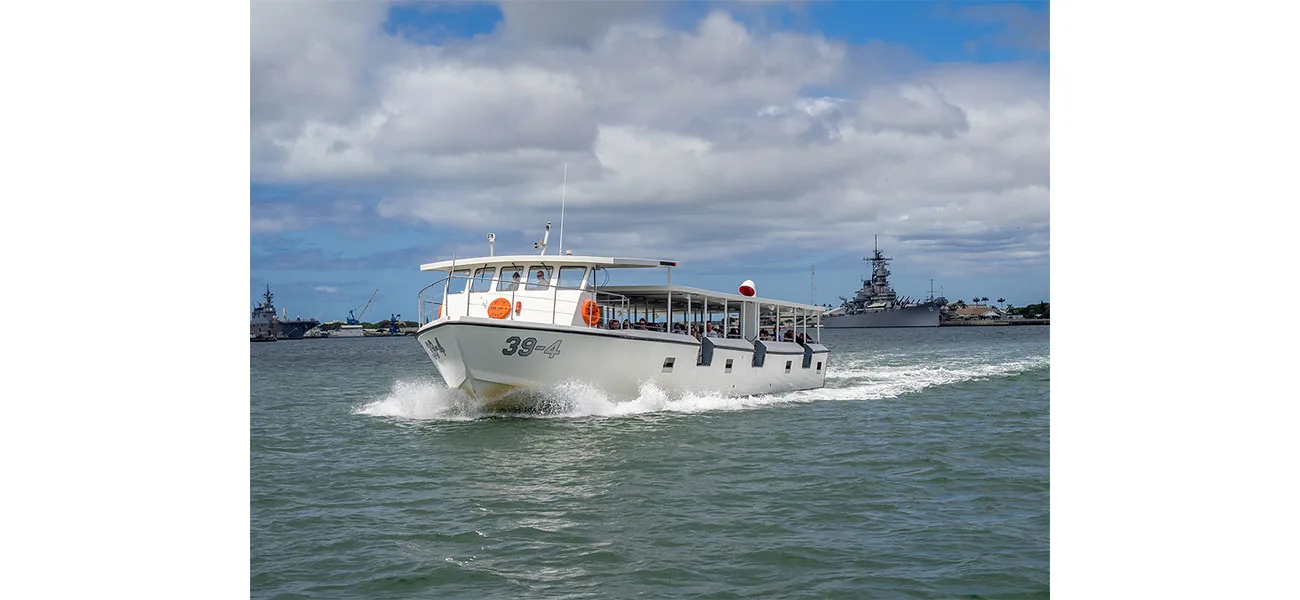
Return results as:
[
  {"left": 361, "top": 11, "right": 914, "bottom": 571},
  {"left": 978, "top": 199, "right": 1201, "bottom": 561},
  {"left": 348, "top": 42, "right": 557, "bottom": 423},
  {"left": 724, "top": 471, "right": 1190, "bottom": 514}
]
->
[
  {"left": 822, "top": 304, "right": 940, "bottom": 328},
  {"left": 250, "top": 286, "right": 319, "bottom": 340},
  {"left": 276, "top": 320, "right": 319, "bottom": 340}
]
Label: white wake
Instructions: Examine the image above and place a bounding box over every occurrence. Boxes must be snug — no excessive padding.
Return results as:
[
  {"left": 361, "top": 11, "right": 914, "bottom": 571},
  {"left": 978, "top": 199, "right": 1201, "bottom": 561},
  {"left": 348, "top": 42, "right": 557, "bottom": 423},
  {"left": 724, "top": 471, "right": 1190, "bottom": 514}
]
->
[{"left": 352, "top": 355, "right": 1047, "bottom": 421}]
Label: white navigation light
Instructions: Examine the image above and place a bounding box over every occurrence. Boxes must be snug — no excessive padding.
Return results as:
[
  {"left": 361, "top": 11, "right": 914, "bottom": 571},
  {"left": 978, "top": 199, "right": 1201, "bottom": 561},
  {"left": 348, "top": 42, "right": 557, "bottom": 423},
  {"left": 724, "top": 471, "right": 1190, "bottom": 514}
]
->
[{"left": 739, "top": 280, "right": 756, "bottom": 297}]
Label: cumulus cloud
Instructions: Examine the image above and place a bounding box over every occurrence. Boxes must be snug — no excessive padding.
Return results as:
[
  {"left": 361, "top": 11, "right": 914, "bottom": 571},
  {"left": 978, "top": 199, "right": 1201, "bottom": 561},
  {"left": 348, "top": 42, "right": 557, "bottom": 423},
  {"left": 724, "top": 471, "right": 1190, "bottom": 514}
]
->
[
  {"left": 496, "top": 0, "right": 661, "bottom": 46},
  {"left": 858, "top": 84, "right": 969, "bottom": 137},
  {"left": 251, "top": 2, "right": 1048, "bottom": 277}
]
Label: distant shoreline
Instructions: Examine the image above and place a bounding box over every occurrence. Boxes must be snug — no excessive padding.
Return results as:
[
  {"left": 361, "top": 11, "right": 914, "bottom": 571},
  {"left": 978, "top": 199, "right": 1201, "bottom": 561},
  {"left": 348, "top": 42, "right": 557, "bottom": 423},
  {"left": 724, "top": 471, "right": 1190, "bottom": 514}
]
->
[{"left": 940, "top": 319, "right": 1049, "bottom": 327}]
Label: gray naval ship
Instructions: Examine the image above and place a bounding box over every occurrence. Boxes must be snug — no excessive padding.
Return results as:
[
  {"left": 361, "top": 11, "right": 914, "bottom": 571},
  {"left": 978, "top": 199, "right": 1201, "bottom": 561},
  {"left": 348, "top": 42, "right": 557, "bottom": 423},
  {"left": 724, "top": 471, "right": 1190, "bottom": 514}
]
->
[
  {"left": 823, "top": 238, "right": 946, "bottom": 328},
  {"left": 251, "top": 285, "right": 320, "bottom": 341}
]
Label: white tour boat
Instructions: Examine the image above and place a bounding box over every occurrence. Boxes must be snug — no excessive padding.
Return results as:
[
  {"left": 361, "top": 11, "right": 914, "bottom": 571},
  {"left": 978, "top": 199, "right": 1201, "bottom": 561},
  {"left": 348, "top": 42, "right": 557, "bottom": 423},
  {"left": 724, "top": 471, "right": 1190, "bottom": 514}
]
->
[{"left": 413, "top": 226, "right": 831, "bottom": 402}]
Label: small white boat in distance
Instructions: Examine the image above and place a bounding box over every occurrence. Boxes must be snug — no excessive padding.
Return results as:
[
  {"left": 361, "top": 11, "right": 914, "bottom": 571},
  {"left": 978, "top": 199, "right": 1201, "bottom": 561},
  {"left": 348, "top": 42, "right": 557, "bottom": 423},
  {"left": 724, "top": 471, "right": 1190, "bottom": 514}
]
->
[{"left": 414, "top": 230, "right": 830, "bottom": 401}]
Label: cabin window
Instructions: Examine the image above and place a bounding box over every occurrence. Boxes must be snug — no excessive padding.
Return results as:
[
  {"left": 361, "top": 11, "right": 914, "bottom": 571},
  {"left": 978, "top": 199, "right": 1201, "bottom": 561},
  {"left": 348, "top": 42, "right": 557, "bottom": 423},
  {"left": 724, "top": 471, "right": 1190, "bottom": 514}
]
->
[
  {"left": 785, "top": 360, "right": 792, "bottom": 374},
  {"left": 725, "top": 358, "right": 733, "bottom": 373},
  {"left": 558, "top": 266, "right": 587, "bottom": 290},
  {"left": 470, "top": 267, "right": 495, "bottom": 292},
  {"left": 448, "top": 269, "right": 471, "bottom": 294},
  {"left": 526, "top": 266, "right": 553, "bottom": 290},
  {"left": 662, "top": 357, "right": 675, "bottom": 373},
  {"left": 816, "top": 361, "right": 823, "bottom": 372},
  {"left": 497, "top": 266, "right": 524, "bottom": 291}
]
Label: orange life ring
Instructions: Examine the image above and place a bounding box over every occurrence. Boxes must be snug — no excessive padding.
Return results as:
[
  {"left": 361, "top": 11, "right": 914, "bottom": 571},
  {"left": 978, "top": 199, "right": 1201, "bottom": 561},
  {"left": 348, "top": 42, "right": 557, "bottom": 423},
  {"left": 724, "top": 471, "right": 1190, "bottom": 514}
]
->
[
  {"left": 487, "top": 298, "right": 511, "bottom": 319},
  {"left": 515, "top": 301, "right": 523, "bottom": 315},
  {"left": 580, "top": 299, "right": 601, "bottom": 325}
]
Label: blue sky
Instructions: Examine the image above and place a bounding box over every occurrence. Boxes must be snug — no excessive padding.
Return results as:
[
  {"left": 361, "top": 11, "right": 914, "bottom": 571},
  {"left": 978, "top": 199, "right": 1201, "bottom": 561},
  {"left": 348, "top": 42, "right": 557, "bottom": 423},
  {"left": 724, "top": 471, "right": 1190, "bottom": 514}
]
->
[{"left": 251, "top": 1, "right": 1050, "bottom": 321}]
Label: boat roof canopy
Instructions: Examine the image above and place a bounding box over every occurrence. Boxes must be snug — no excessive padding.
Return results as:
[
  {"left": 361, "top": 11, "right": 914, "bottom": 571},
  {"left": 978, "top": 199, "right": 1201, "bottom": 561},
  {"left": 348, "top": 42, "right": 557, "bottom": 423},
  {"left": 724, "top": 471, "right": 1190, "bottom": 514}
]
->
[
  {"left": 602, "top": 285, "right": 827, "bottom": 313},
  {"left": 420, "top": 255, "right": 678, "bottom": 272}
]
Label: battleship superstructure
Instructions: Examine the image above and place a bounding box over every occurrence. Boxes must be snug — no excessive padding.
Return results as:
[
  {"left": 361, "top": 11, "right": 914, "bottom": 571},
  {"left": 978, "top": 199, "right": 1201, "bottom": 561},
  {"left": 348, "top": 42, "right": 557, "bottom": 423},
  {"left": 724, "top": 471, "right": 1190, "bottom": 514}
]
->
[
  {"left": 250, "top": 285, "right": 320, "bottom": 341},
  {"left": 822, "top": 237, "right": 946, "bottom": 328}
]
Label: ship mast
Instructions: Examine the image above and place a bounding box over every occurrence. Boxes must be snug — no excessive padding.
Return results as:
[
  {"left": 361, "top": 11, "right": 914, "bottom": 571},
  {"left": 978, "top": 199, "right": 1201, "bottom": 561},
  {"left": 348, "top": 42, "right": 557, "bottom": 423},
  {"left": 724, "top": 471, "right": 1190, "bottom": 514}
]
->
[{"left": 861, "top": 234, "right": 895, "bottom": 302}]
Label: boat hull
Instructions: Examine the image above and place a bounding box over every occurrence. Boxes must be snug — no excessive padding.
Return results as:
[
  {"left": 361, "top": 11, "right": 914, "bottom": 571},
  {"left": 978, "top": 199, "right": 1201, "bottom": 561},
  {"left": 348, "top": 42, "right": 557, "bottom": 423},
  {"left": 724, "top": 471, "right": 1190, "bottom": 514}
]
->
[
  {"left": 416, "top": 318, "right": 829, "bottom": 399},
  {"left": 822, "top": 304, "right": 940, "bottom": 328}
]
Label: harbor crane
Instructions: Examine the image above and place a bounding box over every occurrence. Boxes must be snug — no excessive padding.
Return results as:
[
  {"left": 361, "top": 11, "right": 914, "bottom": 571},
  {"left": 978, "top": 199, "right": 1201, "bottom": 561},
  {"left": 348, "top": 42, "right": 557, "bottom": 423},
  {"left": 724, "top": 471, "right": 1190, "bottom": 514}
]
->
[{"left": 346, "top": 289, "right": 380, "bottom": 325}]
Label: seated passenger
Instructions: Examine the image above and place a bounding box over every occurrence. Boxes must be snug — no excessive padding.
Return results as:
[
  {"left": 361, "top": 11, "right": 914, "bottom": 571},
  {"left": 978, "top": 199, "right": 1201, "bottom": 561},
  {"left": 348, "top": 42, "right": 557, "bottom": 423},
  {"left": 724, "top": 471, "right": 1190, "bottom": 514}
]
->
[
  {"left": 527, "top": 270, "right": 549, "bottom": 290},
  {"left": 637, "top": 318, "right": 649, "bottom": 330},
  {"left": 623, "top": 319, "right": 632, "bottom": 330},
  {"left": 504, "top": 272, "right": 521, "bottom": 291}
]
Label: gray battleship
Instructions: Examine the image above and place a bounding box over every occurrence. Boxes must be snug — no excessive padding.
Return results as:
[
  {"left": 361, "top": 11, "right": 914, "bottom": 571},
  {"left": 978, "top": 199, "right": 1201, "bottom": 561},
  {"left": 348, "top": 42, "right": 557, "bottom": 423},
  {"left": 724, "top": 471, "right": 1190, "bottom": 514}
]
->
[
  {"left": 250, "top": 285, "right": 319, "bottom": 341},
  {"left": 823, "top": 238, "right": 945, "bottom": 328}
]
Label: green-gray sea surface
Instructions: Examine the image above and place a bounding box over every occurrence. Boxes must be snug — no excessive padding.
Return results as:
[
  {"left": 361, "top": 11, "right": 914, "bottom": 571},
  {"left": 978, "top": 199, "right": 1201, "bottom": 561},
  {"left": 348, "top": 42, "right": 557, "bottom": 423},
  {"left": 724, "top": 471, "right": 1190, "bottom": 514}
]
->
[{"left": 252, "top": 326, "right": 1049, "bottom": 599}]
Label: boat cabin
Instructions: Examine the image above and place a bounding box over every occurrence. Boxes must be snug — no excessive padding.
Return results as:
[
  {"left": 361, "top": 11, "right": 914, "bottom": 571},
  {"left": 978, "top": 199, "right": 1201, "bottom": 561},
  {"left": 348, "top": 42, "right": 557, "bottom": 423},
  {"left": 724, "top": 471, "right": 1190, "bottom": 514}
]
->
[
  {"left": 419, "top": 255, "right": 673, "bottom": 328},
  {"left": 418, "top": 255, "right": 824, "bottom": 343}
]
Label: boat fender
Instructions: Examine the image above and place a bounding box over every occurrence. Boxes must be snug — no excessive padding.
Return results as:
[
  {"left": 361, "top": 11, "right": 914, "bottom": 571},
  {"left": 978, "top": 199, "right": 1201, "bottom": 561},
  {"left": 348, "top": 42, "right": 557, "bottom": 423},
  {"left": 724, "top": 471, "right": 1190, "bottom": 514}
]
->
[
  {"left": 580, "top": 299, "right": 601, "bottom": 326},
  {"left": 516, "top": 301, "right": 523, "bottom": 315},
  {"left": 437, "top": 305, "right": 442, "bottom": 319}
]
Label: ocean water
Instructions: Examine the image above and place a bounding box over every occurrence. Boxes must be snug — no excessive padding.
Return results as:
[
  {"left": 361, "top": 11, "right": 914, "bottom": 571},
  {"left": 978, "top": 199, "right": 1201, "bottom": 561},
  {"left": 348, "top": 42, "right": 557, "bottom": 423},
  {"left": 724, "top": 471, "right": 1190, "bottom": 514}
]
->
[{"left": 251, "top": 326, "right": 1050, "bottom": 599}]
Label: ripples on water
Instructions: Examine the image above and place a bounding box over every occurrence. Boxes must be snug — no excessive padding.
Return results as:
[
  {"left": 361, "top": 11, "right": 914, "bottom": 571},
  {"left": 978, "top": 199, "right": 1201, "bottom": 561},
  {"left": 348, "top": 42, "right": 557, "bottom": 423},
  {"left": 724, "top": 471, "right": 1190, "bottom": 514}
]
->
[{"left": 252, "top": 327, "right": 1049, "bottom": 599}]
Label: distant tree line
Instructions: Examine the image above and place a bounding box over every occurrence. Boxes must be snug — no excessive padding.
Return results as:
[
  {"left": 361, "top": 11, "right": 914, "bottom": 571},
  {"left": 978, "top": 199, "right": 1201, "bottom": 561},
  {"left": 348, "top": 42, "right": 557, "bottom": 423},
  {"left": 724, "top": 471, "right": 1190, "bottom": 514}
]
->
[
  {"left": 318, "top": 320, "right": 418, "bottom": 331},
  {"left": 943, "top": 297, "right": 1048, "bottom": 319},
  {"left": 1005, "top": 302, "right": 1050, "bottom": 319}
]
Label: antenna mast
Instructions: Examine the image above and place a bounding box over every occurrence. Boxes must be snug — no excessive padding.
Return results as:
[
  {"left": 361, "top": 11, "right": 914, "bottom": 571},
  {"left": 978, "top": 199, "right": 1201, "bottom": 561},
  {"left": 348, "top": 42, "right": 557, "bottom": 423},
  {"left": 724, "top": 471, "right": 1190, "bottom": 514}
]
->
[
  {"left": 558, "top": 163, "right": 567, "bottom": 254},
  {"left": 535, "top": 221, "right": 551, "bottom": 255}
]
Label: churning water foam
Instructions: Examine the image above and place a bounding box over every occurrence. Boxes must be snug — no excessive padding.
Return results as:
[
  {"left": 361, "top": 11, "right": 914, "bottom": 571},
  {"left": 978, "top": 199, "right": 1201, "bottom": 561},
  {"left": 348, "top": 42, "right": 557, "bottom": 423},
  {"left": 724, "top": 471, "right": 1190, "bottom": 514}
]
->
[{"left": 352, "top": 354, "right": 1048, "bottom": 422}]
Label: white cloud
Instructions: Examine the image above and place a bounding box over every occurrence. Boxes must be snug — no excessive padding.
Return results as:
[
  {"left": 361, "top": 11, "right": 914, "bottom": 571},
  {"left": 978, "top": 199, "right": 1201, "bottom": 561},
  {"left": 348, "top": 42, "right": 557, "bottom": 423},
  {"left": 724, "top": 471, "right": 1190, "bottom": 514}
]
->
[
  {"left": 378, "top": 63, "right": 593, "bottom": 155},
  {"left": 859, "top": 84, "right": 970, "bottom": 137},
  {"left": 252, "top": 4, "right": 1049, "bottom": 275}
]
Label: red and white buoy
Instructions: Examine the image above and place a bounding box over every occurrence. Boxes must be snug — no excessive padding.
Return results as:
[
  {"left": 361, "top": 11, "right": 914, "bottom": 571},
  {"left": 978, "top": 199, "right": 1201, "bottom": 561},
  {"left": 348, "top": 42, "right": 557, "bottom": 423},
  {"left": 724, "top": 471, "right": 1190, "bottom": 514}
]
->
[{"left": 738, "top": 279, "right": 756, "bottom": 297}]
